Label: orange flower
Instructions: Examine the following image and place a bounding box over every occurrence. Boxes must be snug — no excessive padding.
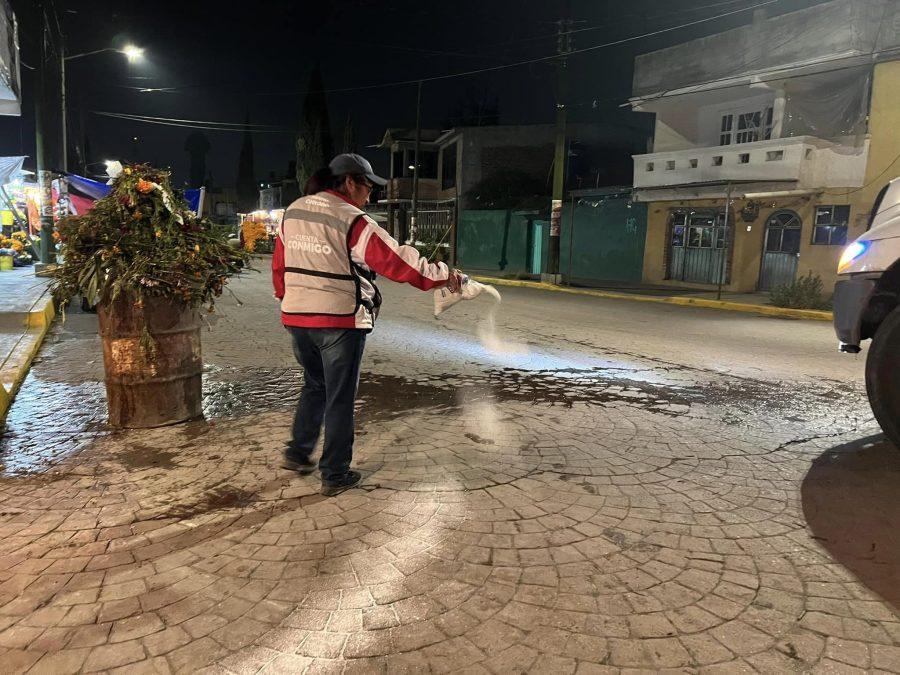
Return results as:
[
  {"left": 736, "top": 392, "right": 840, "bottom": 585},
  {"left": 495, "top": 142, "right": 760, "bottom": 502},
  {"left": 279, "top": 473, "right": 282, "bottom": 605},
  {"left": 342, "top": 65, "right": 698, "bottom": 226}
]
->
[{"left": 137, "top": 179, "right": 154, "bottom": 194}]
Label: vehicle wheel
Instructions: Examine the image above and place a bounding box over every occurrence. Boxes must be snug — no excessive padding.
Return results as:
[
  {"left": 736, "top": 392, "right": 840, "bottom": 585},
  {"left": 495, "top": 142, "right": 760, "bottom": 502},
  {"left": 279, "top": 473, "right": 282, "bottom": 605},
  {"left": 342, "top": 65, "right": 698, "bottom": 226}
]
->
[{"left": 866, "top": 304, "right": 900, "bottom": 448}]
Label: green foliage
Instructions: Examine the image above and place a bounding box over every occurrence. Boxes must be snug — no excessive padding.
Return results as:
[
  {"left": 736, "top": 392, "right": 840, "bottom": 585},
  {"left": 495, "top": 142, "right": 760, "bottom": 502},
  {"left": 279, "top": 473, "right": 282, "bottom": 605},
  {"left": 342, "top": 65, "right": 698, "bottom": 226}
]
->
[
  {"left": 769, "top": 272, "right": 832, "bottom": 310},
  {"left": 52, "top": 164, "right": 249, "bottom": 310}
]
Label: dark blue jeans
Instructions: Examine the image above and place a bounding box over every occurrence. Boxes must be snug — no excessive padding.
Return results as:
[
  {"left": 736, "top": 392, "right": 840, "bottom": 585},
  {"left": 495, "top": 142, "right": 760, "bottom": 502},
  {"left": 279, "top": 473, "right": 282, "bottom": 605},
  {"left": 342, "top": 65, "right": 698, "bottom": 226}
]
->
[{"left": 286, "top": 327, "right": 366, "bottom": 482}]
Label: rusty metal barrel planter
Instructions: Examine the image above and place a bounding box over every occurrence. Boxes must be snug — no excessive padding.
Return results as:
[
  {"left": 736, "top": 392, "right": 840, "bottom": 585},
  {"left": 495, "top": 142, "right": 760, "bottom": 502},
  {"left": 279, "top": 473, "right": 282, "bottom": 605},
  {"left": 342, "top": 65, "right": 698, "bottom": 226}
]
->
[{"left": 98, "top": 295, "right": 202, "bottom": 428}]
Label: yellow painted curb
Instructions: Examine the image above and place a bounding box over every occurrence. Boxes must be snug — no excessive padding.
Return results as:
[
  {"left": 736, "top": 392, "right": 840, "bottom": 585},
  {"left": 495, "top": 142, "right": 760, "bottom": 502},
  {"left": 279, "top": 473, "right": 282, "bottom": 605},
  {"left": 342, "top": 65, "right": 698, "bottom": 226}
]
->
[
  {"left": 0, "top": 293, "right": 57, "bottom": 422},
  {"left": 27, "top": 293, "right": 56, "bottom": 329},
  {"left": 472, "top": 276, "right": 834, "bottom": 322}
]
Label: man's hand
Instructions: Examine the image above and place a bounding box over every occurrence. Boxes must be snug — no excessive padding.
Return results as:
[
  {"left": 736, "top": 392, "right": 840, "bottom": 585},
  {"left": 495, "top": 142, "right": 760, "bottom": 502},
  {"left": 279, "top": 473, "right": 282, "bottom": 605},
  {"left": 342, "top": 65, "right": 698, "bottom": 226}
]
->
[{"left": 446, "top": 269, "right": 464, "bottom": 294}]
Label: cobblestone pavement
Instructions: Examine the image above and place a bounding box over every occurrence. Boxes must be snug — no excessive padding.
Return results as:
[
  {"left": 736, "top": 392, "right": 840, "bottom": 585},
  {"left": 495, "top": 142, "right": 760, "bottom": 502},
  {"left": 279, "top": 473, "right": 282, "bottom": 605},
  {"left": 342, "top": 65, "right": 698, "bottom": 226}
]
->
[{"left": 0, "top": 267, "right": 897, "bottom": 674}]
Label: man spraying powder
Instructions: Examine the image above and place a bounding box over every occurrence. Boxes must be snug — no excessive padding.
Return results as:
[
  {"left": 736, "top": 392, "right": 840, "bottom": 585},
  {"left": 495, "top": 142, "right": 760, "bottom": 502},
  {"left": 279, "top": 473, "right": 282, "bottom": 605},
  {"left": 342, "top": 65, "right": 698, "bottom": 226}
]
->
[{"left": 273, "top": 153, "right": 463, "bottom": 496}]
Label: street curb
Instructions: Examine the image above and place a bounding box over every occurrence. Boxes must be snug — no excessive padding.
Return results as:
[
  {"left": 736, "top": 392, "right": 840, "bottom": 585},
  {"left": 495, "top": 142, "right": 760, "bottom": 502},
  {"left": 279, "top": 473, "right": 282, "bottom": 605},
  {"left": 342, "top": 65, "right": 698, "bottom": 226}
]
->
[
  {"left": 472, "top": 276, "right": 834, "bottom": 322},
  {"left": 0, "top": 292, "right": 56, "bottom": 422}
]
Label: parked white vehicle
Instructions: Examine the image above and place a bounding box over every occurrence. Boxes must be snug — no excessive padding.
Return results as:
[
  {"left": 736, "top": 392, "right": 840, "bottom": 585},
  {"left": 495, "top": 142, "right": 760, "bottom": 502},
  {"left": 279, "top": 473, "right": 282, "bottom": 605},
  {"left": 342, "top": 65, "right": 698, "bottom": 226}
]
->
[{"left": 834, "top": 178, "right": 900, "bottom": 446}]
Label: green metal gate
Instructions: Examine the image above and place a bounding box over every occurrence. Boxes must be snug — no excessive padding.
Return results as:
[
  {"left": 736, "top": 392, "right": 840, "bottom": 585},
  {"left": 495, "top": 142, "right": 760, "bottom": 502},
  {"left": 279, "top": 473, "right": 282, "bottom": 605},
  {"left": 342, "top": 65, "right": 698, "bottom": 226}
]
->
[
  {"left": 759, "top": 210, "right": 801, "bottom": 291},
  {"left": 561, "top": 190, "right": 647, "bottom": 283},
  {"left": 667, "top": 210, "right": 729, "bottom": 285}
]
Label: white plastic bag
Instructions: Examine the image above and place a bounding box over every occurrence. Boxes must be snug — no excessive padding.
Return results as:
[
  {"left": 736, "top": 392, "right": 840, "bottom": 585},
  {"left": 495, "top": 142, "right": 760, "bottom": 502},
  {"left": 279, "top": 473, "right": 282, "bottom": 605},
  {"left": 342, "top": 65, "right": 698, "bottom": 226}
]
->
[{"left": 434, "top": 276, "right": 502, "bottom": 317}]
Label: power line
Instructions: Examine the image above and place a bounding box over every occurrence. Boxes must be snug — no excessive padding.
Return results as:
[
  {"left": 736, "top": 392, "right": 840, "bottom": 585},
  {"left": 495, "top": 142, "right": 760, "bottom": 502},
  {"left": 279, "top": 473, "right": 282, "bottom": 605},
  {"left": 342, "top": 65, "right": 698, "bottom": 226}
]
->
[
  {"left": 91, "top": 111, "right": 295, "bottom": 133},
  {"left": 93, "top": 110, "right": 289, "bottom": 129},
  {"left": 283, "top": 0, "right": 781, "bottom": 93},
  {"left": 90, "top": 0, "right": 782, "bottom": 141},
  {"left": 105, "top": 0, "right": 781, "bottom": 99},
  {"left": 485, "top": 0, "right": 758, "bottom": 49},
  {"left": 635, "top": 20, "right": 850, "bottom": 104},
  {"left": 247, "top": 0, "right": 775, "bottom": 97},
  {"left": 630, "top": 47, "right": 900, "bottom": 106}
]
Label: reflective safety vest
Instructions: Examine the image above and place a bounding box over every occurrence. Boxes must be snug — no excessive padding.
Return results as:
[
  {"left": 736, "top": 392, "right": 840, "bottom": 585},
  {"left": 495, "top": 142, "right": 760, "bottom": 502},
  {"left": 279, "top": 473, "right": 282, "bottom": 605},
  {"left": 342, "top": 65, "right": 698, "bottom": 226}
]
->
[{"left": 278, "top": 191, "right": 365, "bottom": 317}]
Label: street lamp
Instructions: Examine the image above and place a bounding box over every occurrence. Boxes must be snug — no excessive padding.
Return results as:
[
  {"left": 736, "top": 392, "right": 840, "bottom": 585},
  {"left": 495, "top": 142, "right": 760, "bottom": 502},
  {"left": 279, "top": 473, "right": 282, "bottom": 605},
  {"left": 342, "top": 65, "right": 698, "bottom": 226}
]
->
[
  {"left": 60, "top": 44, "right": 145, "bottom": 172},
  {"left": 34, "top": 41, "right": 145, "bottom": 266},
  {"left": 122, "top": 45, "right": 144, "bottom": 63}
]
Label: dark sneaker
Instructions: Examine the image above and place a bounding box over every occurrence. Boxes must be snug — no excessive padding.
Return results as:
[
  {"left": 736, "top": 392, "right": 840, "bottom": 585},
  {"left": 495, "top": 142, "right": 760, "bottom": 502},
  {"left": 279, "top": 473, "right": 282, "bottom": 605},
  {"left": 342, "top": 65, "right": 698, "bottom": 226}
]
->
[
  {"left": 282, "top": 453, "right": 316, "bottom": 475},
  {"left": 321, "top": 470, "right": 362, "bottom": 497}
]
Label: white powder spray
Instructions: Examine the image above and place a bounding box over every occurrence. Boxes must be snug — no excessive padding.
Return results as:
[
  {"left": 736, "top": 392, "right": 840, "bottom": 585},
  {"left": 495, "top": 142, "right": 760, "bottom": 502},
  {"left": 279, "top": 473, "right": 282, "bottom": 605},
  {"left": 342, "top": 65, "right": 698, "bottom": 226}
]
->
[
  {"left": 434, "top": 279, "right": 529, "bottom": 356},
  {"left": 475, "top": 303, "right": 529, "bottom": 356}
]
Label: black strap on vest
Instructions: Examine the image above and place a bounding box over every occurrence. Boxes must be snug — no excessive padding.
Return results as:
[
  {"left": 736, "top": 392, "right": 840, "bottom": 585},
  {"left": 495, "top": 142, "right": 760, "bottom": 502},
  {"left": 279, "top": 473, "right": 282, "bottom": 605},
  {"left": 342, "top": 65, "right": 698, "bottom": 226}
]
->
[{"left": 284, "top": 266, "right": 355, "bottom": 281}]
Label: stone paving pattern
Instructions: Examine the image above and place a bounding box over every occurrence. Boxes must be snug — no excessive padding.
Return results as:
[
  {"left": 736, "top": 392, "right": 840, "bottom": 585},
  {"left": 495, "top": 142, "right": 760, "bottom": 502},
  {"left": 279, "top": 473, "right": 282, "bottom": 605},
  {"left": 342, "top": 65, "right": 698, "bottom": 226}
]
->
[{"left": 0, "top": 269, "right": 897, "bottom": 673}]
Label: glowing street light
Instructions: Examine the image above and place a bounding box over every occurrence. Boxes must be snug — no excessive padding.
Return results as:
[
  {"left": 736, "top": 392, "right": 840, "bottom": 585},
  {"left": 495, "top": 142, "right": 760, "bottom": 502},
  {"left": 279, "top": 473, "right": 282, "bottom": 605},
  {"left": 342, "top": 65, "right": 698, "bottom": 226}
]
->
[
  {"left": 60, "top": 44, "right": 146, "bottom": 171},
  {"left": 122, "top": 45, "right": 144, "bottom": 63}
]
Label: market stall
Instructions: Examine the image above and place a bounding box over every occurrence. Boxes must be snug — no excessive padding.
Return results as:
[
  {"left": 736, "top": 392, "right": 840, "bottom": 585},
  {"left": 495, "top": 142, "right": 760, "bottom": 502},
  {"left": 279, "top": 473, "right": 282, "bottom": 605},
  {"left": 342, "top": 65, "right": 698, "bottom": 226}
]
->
[
  {"left": 238, "top": 209, "right": 282, "bottom": 253},
  {"left": 0, "top": 157, "right": 38, "bottom": 267}
]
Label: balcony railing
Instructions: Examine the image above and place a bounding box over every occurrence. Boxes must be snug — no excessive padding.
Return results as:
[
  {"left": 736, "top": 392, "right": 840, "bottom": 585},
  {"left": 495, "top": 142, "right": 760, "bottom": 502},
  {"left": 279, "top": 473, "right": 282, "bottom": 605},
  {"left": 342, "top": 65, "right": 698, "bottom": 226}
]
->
[{"left": 633, "top": 135, "right": 868, "bottom": 191}]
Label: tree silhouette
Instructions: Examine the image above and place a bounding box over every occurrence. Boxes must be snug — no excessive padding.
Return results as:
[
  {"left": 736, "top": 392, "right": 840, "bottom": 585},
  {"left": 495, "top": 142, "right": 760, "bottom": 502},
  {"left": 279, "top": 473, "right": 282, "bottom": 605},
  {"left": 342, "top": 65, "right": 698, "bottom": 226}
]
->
[
  {"left": 296, "top": 64, "right": 334, "bottom": 188},
  {"left": 184, "top": 131, "right": 211, "bottom": 187},
  {"left": 342, "top": 114, "right": 357, "bottom": 155},
  {"left": 236, "top": 117, "right": 256, "bottom": 212}
]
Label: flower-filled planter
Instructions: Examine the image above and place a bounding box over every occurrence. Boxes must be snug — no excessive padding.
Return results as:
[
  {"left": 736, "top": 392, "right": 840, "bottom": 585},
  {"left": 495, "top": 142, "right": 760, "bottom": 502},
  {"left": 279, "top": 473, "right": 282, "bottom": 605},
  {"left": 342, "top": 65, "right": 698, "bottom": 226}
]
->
[
  {"left": 0, "top": 231, "right": 34, "bottom": 268},
  {"left": 52, "top": 164, "right": 248, "bottom": 428}
]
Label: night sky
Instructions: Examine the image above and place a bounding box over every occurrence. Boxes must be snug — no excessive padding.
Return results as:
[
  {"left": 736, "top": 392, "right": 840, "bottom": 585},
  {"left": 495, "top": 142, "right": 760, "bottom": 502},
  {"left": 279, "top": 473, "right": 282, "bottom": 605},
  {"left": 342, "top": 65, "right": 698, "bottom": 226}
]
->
[{"left": 2, "top": 0, "right": 828, "bottom": 187}]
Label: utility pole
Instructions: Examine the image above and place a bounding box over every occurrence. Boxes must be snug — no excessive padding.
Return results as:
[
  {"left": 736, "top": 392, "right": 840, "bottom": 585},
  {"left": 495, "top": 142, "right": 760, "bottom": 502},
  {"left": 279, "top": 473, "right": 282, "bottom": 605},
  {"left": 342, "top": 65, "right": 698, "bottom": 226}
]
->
[
  {"left": 60, "top": 41, "right": 67, "bottom": 172},
  {"left": 410, "top": 80, "right": 423, "bottom": 245},
  {"left": 716, "top": 183, "right": 733, "bottom": 301},
  {"left": 546, "top": 6, "right": 572, "bottom": 282},
  {"left": 35, "top": 2, "right": 57, "bottom": 267}
]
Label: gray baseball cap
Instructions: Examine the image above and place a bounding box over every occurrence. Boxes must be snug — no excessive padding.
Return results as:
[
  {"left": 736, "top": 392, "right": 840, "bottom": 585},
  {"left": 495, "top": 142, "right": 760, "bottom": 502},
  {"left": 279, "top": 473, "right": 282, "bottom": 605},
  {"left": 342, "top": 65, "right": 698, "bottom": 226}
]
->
[{"left": 329, "top": 153, "right": 387, "bottom": 186}]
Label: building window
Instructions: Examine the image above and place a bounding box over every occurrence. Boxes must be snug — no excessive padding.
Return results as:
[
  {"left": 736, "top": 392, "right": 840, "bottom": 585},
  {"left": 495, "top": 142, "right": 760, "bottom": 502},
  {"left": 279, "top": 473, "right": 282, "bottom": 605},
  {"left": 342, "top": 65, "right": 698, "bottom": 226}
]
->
[
  {"left": 813, "top": 205, "right": 850, "bottom": 245},
  {"left": 720, "top": 106, "right": 773, "bottom": 146},
  {"left": 739, "top": 153, "right": 750, "bottom": 164},
  {"left": 720, "top": 114, "right": 733, "bottom": 145},
  {"left": 671, "top": 211, "right": 726, "bottom": 249},
  {"left": 419, "top": 150, "right": 438, "bottom": 179},
  {"left": 670, "top": 212, "right": 686, "bottom": 246},
  {"left": 391, "top": 151, "right": 403, "bottom": 179},
  {"left": 441, "top": 143, "right": 457, "bottom": 190},
  {"left": 646, "top": 162, "right": 655, "bottom": 172}
]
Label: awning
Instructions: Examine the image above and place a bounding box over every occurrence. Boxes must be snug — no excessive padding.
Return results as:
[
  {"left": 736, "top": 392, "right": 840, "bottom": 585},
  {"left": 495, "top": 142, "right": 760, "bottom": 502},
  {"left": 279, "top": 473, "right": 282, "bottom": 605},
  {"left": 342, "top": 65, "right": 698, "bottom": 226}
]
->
[
  {"left": 0, "top": 156, "right": 25, "bottom": 185},
  {"left": 631, "top": 179, "right": 808, "bottom": 203}
]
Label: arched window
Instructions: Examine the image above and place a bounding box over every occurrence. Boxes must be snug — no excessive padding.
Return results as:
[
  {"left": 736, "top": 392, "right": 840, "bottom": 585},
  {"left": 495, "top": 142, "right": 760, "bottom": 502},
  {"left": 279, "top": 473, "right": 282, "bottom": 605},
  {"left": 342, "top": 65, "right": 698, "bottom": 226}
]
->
[{"left": 764, "top": 210, "right": 802, "bottom": 255}]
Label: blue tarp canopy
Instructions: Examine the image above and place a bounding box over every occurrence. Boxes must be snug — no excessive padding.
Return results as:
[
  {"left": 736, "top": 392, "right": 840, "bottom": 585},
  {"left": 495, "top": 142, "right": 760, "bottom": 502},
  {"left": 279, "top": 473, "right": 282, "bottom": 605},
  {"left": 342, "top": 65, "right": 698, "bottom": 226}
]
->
[{"left": 66, "top": 173, "right": 203, "bottom": 214}]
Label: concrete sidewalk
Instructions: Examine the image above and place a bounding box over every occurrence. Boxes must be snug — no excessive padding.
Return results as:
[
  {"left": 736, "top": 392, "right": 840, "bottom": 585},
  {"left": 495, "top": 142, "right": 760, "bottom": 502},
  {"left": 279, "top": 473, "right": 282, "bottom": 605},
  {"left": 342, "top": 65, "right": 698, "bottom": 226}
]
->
[
  {"left": 472, "top": 276, "right": 834, "bottom": 322},
  {"left": 0, "top": 267, "right": 55, "bottom": 421}
]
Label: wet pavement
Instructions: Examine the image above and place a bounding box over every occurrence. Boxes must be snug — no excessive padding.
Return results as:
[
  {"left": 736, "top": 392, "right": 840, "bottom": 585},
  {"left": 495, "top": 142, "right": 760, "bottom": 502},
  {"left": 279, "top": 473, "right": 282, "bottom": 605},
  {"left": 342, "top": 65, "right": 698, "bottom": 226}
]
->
[{"left": 0, "top": 269, "right": 897, "bottom": 674}]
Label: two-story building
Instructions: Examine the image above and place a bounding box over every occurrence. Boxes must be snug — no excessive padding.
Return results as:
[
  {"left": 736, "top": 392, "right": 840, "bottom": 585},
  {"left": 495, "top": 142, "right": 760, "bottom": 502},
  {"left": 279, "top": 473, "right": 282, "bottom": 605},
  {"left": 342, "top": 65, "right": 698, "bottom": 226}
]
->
[
  {"left": 629, "top": 0, "right": 900, "bottom": 294},
  {"left": 378, "top": 120, "right": 649, "bottom": 245}
]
